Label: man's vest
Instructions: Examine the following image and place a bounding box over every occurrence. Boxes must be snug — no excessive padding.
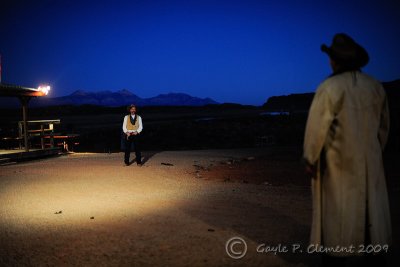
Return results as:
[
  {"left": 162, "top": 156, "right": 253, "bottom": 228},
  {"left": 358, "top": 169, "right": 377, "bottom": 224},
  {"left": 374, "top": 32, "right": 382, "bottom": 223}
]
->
[{"left": 126, "top": 115, "right": 140, "bottom": 131}]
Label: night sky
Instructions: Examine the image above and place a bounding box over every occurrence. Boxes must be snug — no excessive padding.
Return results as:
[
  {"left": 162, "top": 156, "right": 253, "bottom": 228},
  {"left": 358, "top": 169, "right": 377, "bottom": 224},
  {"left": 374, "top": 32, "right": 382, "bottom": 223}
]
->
[{"left": 1, "top": 0, "right": 399, "bottom": 105}]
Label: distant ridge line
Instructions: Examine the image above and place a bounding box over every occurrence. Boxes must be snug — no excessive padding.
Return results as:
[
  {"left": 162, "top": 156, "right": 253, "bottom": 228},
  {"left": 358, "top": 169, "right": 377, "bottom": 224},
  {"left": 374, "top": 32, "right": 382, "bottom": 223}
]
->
[{"left": 0, "top": 89, "right": 219, "bottom": 108}]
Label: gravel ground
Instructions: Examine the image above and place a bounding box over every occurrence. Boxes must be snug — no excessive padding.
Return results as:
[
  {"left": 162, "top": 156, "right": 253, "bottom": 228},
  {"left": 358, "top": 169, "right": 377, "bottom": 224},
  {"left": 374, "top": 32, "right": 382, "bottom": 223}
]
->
[{"left": 0, "top": 147, "right": 398, "bottom": 266}]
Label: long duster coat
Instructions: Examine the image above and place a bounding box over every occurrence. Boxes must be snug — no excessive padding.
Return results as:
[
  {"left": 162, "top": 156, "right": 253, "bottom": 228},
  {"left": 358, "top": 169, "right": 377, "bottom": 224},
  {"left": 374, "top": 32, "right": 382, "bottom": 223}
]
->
[{"left": 303, "top": 71, "right": 391, "bottom": 256}]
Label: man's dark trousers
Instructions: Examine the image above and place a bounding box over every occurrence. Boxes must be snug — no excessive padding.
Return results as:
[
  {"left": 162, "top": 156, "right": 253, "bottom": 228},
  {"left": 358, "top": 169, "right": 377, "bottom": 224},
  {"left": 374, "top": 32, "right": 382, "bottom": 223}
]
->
[{"left": 124, "top": 135, "right": 142, "bottom": 165}]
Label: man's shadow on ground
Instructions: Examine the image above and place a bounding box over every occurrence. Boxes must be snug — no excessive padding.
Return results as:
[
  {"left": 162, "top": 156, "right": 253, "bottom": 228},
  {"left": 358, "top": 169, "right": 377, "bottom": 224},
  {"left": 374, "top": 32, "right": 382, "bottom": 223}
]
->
[{"left": 126, "top": 150, "right": 160, "bottom": 166}]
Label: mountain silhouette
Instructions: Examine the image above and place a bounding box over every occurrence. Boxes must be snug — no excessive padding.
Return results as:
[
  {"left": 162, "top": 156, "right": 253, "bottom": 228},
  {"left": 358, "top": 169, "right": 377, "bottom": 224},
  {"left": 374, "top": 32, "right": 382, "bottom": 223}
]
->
[
  {"left": 262, "top": 79, "right": 400, "bottom": 113},
  {"left": 0, "top": 89, "right": 218, "bottom": 108}
]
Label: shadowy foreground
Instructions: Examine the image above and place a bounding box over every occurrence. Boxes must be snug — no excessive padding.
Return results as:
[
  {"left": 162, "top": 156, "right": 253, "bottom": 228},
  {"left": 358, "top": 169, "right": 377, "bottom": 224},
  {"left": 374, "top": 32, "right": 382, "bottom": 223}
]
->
[{"left": 0, "top": 147, "right": 398, "bottom": 266}]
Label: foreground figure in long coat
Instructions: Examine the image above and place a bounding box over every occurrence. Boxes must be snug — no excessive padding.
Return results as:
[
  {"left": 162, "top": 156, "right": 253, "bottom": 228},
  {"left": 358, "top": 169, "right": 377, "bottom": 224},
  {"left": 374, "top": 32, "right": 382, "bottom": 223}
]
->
[{"left": 303, "top": 33, "right": 392, "bottom": 260}]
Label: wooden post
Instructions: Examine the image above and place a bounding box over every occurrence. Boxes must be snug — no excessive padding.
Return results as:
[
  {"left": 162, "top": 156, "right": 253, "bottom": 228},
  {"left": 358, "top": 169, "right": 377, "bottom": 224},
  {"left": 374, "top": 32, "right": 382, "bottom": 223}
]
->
[
  {"left": 40, "top": 124, "right": 45, "bottom": 149},
  {"left": 50, "top": 124, "right": 54, "bottom": 148},
  {"left": 19, "top": 96, "right": 31, "bottom": 152}
]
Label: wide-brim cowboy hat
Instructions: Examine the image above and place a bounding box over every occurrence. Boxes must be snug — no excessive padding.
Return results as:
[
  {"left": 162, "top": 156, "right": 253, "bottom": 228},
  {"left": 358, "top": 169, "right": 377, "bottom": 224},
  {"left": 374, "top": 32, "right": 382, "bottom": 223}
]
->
[{"left": 321, "top": 33, "right": 369, "bottom": 69}]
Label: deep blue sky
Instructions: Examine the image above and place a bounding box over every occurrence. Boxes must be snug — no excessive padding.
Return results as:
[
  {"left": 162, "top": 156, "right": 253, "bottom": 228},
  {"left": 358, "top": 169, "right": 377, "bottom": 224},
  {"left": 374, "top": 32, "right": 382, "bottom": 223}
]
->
[{"left": 1, "top": 0, "right": 399, "bottom": 105}]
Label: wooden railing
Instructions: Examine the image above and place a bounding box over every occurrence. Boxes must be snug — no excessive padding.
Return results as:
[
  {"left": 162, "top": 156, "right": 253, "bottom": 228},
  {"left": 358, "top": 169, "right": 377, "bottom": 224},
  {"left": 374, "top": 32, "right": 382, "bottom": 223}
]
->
[{"left": 18, "top": 119, "right": 61, "bottom": 149}]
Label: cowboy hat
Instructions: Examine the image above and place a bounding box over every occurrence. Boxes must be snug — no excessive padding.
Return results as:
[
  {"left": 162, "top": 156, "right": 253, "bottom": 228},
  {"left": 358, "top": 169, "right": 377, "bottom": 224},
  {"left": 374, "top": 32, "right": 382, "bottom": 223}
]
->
[{"left": 321, "top": 33, "right": 369, "bottom": 69}]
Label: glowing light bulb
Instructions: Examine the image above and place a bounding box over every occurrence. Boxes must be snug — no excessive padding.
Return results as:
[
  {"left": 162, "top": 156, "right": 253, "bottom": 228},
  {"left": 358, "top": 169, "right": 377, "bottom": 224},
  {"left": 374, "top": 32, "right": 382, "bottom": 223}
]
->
[{"left": 38, "top": 84, "right": 51, "bottom": 95}]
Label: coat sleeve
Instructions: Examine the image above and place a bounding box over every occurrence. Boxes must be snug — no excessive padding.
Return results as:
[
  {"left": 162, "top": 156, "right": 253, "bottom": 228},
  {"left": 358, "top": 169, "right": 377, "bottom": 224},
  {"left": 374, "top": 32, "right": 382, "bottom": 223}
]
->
[
  {"left": 137, "top": 116, "right": 143, "bottom": 133},
  {"left": 378, "top": 93, "right": 390, "bottom": 149},
  {"left": 303, "top": 84, "right": 335, "bottom": 166},
  {"left": 122, "top": 115, "right": 128, "bottom": 134}
]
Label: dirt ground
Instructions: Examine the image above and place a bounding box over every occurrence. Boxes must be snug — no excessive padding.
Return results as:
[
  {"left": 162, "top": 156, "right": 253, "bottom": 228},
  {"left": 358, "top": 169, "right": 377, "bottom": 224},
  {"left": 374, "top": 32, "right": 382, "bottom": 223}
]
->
[{"left": 0, "top": 147, "right": 399, "bottom": 267}]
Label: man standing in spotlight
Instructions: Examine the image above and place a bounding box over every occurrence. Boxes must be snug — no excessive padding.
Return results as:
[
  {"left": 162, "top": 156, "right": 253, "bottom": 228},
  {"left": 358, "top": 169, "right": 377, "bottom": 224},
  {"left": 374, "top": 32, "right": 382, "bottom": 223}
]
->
[{"left": 122, "top": 104, "right": 143, "bottom": 166}]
